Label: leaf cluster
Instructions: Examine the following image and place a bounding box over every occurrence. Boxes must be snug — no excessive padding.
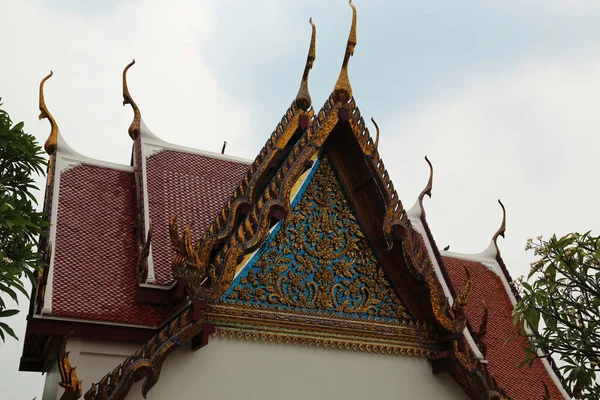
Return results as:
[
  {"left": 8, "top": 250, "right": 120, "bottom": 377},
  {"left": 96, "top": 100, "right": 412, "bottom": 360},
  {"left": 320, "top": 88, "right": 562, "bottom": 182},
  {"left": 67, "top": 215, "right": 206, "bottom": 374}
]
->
[
  {"left": 0, "top": 101, "right": 48, "bottom": 343},
  {"left": 514, "top": 232, "right": 600, "bottom": 399}
]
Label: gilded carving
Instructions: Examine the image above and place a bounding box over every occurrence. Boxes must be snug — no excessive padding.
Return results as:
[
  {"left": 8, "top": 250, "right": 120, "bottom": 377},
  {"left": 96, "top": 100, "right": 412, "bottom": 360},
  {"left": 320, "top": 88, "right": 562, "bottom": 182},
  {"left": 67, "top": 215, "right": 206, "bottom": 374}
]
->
[
  {"left": 137, "top": 218, "right": 152, "bottom": 283},
  {"left": 58, "top": 338, "right": 82, "bottom": 400},
  {"left": 333, "top": 1, "right": 357, "bottom": 102},
  {"left": 85, "top": 306, "right": 206, "bottom": 400},
  {"left": 212, "top": 327, "right": 432, "bottom": 358},
  {"left": 475, "top": 303, "right": 489, "bottom": 358},
  {"left": 169, "top": 15, "right": 319, "bottom": 291},
  {"left": 122, "top": 60, "right": 141, "bottom": 140},
  {"left": 170, "top": 216, "right": 218, "bottom": 300},
  {"left": 39, "top": 71, "right": 58, "bottom": 155},
  {"left": 418, "top": 156, "right": 434, "bottom": 213},
  {"left": 492, "top": 199, "right": 506, "bottom": 254},
  {"left": 220, "top": 155, "right": 410, "bottom": 323},
  {"left": 295, "top": 18, "right": 316, "bottom": 111}
]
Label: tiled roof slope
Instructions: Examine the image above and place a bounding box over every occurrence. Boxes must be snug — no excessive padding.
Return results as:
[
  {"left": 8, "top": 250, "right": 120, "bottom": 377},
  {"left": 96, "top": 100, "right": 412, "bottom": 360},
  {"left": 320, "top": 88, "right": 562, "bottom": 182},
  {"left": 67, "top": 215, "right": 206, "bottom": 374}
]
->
[
  {"left": 146, "top": 150, "right": 249, "bottom": 285},
  {"left": 51, "top": 165, "right": 170, "bottom": 326},
  {"left": 443, "top": 256, "right": 564, "bottom": 400}
]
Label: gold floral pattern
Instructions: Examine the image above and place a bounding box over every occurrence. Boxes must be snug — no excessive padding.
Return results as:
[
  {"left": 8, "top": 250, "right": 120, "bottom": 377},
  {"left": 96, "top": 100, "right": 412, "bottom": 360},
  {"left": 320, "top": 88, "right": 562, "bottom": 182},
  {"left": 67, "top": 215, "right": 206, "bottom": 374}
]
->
[{"left": 219, "top": 155, "right": 410, "bottom": 323}]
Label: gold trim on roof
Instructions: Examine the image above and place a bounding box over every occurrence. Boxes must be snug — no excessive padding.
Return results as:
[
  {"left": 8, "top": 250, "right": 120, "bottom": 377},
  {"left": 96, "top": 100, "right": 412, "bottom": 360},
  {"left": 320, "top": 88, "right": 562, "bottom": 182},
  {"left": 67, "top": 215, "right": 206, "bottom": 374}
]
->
[
  {"left": 137, "top": 218, "right": 152, "bottom": 282},
  {"left": 475, "top": 302, "right": 489, "bottom": 358},
  {"left": 453, "top": 267, "right": 471, "bottom": 312},
  {"left": 212, "top": 327, "right": 433, "bottom": 358},
  {"left": 122, "top": 59, "right": 141, "bottom": 140},
  {"left": 85, "top": 306, "right": 206, "bottom": 400},
  {"left": 333, "top": 0, "right": 357, "bottom": 102},
  {"left": 295, "top": 18, "right": 317, "bottom": 111},
  {"left": 39, "top": 71, "right": 59, "bottom": 155},
  {"left": 58, "top": 338, "right": 82, "bottom": 400}
]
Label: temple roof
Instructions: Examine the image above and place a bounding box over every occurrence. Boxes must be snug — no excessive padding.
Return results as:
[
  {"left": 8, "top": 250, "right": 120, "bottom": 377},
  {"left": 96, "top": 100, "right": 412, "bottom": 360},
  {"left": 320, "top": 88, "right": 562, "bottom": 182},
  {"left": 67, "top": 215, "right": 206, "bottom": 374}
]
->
[
  {"left": 24, "top": 3, "right": 570, "bottom": 400},
  {"left": 443, "top": 255, "right": 566, "bottom": 399},
  {"left": 407, "top": 160, "right": 569, "bottom": 399},
  {"left": 146, "top": 149, "right": 249, "bottom": 286},
  {"left": 49, "top": 164, "right": 169, "bottom": 326}
]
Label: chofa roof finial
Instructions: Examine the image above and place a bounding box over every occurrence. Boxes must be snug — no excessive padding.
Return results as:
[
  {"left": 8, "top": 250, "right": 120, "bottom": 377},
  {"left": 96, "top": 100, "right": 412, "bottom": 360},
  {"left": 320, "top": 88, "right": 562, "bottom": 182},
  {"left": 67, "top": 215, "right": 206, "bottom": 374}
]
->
[
  {"left": 295, "top": 18, "right": 317, "bottom": 111},
  {"left": 333, "top": 0, "right": 357, "bottom": 103},
  {"left": 39, "top": 71, "right": 59, "bottom": 155},
  {"left": 123, "top": 59, "right": 141, "bottom": 140},
  {"left": 492, "top": 199, "right": 506, "bottom": 250},
  {"left": 418, "top": 156, "right": 434, "bottom": 211}
]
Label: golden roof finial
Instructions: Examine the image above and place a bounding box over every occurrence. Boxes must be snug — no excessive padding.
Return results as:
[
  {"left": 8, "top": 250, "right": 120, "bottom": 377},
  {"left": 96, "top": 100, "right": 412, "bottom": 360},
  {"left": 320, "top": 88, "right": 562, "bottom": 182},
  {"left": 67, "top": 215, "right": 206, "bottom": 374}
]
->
[
  {"left": 39, "top": 71, "right": 58, "bottom": 155},
  {"left": 492, "top": 199, "right": 506, "bottom": 243},
  {"left": 418, "top": 156, "right": 434, "bottom": 211},
  {"left": 333, "top": 0, "right": 357, "bottom": 103},
  {"left": 295, "top": 18, "right": 317, "bottom": 111},
  {"left": 492, "top": 199, "right": 506, "bottom": 248},
  {"left": 123, "top": 59, "right": 141, "bottom": 140}
]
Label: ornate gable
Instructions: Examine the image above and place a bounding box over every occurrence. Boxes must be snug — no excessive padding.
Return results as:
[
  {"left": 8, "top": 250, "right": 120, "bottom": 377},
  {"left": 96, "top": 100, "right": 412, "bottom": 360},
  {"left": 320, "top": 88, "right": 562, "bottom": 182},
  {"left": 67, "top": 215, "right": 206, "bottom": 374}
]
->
[
  {"left": 208, "top": 154, "right": 436, "bottom": 355},
  {"left": 218, "top": 154, "right": 411, "bottom": 324}
]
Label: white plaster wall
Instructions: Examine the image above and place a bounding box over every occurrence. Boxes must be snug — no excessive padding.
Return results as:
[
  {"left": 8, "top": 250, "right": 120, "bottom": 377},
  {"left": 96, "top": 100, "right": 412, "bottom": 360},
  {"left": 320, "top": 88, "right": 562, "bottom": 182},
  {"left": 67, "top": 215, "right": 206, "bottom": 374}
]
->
[
  {"left": 42, "top": 360, "right": 61, "bottom": 400},
  {"left": 126, "top": 336, "right": 468, "bottom": 400}
]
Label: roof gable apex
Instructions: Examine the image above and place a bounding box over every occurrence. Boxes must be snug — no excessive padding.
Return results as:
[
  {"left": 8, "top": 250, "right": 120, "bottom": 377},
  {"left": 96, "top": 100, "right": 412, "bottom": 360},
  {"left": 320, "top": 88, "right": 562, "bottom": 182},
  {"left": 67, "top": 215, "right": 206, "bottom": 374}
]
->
[{"left": 217, "top": 153, "right": 415, "bottom": 325}]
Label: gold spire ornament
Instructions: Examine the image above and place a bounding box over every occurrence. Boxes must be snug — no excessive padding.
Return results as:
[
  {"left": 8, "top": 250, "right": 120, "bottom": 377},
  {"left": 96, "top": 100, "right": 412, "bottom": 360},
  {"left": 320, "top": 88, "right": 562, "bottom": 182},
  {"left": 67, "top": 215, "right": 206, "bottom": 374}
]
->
[
  {"left": 492, "top": 199, "right": 506, "bottom": 251},
  {"left": 39, "top": 71, "right": 59, "bottom": 155},
  {"left": 333, "top": 0, "right": 357, "bottom": 103},
  {"left": 492, "top": 199, "right": 506, "bottom": 243},
  {"left": 123, "top": 59, "right": 141, "bottom": 140},
  {"left": 418, "top": 156, "right": 434, "bottom": 211},
  {"left": 295, "top": 18, "right": 317, "bottom": 111}
]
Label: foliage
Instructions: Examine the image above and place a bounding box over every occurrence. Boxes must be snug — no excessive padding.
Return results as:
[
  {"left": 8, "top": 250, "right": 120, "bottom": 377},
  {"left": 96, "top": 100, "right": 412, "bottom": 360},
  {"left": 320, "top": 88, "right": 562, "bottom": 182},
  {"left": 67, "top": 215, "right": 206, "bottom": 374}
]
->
[
  {"left": 514, "top": 232, "right": 600, "bottom": 399},
  {"left": 0, "top": 101, "right": 47, "bottom": 343}
]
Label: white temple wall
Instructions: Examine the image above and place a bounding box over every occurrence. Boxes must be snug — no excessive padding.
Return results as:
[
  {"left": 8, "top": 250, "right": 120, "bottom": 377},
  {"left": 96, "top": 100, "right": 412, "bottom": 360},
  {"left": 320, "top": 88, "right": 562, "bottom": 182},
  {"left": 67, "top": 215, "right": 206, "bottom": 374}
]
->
[
  {"left": 42, "top": 360, "right": 60, "bottom": 400},
  {"left": 125, "top": 336, "right": 468, "bottom": 400}
]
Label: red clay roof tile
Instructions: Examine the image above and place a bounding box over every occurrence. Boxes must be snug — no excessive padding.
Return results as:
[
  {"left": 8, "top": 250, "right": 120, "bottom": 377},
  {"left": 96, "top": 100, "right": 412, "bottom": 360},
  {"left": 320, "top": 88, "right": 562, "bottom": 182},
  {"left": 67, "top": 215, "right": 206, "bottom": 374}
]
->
[
  {"left": 443, "top": 256, "right": 564, "bottom": 400},
  {"left": 146, "top": 150, "right": 248, "bottom": 285},
  {"left": 51, "top": 165, "right": 170, "bottom": 326}
]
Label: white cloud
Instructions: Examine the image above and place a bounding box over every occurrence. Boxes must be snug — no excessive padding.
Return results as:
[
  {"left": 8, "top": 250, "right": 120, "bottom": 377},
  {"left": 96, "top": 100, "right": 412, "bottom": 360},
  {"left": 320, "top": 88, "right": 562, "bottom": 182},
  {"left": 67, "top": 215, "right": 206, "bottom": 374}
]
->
[
  {"left": 2, "top": 0, "right": 253, "bottom": 166},
  {"left": 379, "top": 57, "right": 600, "bottom": 280},
  {"left": 483, "top": 0, "right": 600, "bottom": 15},
  {"left": 1, "top": 1, "right": 255, "bottom": 398}
]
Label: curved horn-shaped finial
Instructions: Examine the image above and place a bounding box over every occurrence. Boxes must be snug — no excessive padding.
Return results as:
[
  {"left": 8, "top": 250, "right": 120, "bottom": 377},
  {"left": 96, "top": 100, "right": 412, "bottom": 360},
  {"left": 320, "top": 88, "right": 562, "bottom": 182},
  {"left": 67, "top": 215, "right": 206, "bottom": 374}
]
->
[
  {"left": 39, "top": 71, "right": 59, "bottom": 155},
  {"left": 418, "top": 156, "right": 434, "bottom": 211},
  {"left": 492, "top": 199, "right": 506, "bottom": 250},
  {"left": 295, "top": 18, "right": 317, "bottom": 111},
  {"left": 123, "top": 59, "right": 141, "bottom": 140},
  {"left": 333, "top": 0, "right": 357, "bottom": 102},
  {"left": 369, "top": 117, "right": 379, "bottom": 156}
]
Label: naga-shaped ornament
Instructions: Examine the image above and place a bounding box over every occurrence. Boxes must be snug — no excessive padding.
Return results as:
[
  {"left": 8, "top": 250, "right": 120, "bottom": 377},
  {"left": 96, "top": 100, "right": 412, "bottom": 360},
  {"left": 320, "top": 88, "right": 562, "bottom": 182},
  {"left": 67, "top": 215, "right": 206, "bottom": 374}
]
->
[
  {"left": 58, "top": 338, "right": 82, "bottom": 400},
  {"left": 170, "top": 216, "right": 218, "bottom": 300}
]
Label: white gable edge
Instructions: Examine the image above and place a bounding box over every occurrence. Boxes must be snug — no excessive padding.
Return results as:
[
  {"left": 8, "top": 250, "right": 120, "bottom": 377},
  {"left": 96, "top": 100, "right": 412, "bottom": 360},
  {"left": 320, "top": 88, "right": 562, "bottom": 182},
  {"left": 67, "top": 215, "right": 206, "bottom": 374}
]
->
[{"left": 407, "top": 200, "right": 485, "bottom": 361}]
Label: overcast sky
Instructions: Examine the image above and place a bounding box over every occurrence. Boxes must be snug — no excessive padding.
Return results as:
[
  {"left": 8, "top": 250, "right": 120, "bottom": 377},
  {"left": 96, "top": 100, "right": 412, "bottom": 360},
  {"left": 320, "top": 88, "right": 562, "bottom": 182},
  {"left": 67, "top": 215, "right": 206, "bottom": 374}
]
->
[{"left": 2, "top": 0, "right": 600, "bottom": 398}]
